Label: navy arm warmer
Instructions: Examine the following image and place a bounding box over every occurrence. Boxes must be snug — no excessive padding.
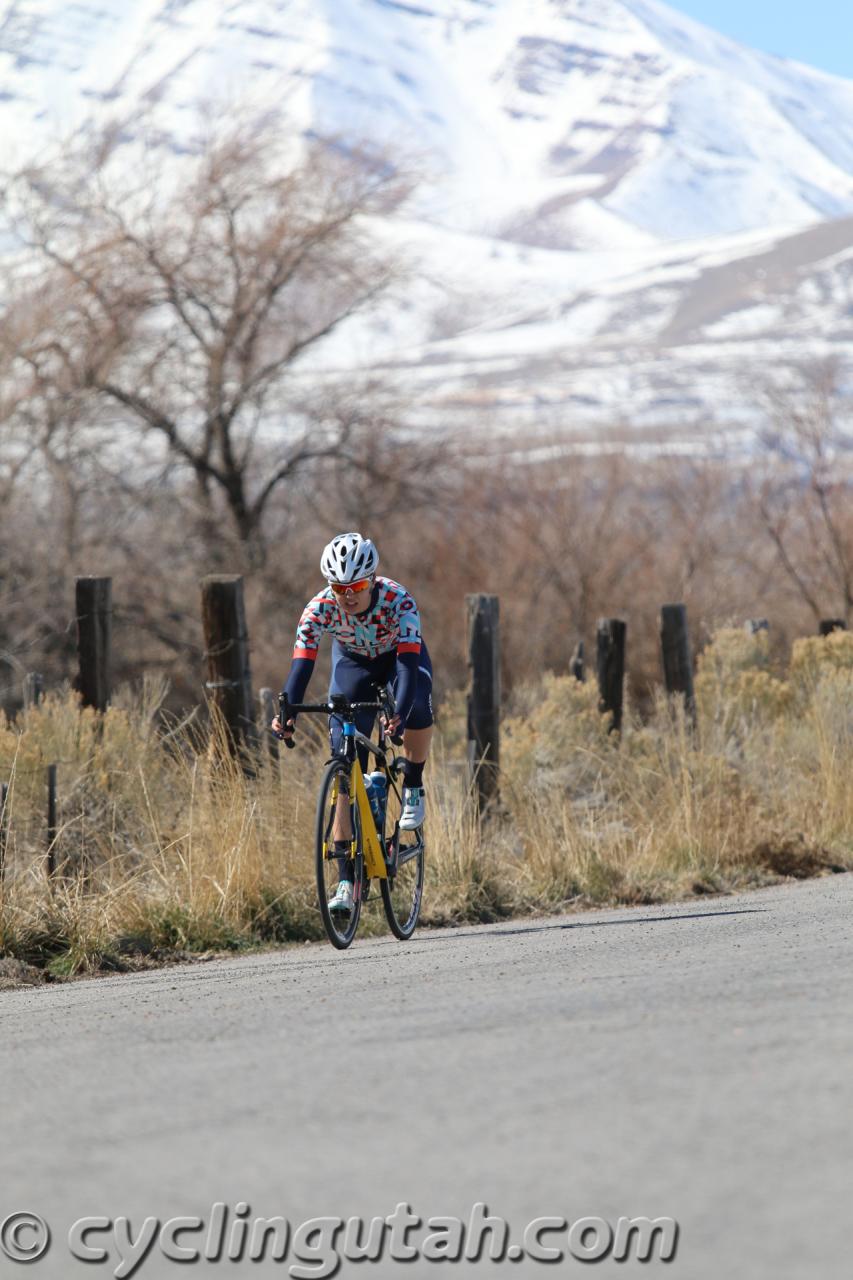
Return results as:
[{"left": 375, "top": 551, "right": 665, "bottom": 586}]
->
[{"left": 282, "top": 657, "right": 316, "bottom": 712}]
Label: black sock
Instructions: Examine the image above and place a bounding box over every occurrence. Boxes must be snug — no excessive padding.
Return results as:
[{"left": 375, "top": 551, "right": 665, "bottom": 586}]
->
[
  {"left": 402, "top": 759, "right": 425, "bottom": 788},
  {"left": 333, "top": 840, "right": 354, "bottom": 884}
]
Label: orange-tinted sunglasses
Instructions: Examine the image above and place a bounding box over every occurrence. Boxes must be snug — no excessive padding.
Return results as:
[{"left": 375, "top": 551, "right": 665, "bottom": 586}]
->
[{"left": 329, "top": 577, "right": 373, "bottom": 596}]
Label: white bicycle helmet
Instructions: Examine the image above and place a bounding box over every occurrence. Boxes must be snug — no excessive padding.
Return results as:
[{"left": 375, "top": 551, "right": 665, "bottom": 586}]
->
[{"left": 320, "top": 531, "right": 379, "bottom": 583}]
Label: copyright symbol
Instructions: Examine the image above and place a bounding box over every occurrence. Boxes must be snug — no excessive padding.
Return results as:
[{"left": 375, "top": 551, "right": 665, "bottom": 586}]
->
[{"left": 0, "top": 1212, "right": 51, "bottom": 1262}]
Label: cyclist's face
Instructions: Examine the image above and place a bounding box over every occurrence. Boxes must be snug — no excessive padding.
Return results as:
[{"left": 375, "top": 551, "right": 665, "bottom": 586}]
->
[{"left": 332, "top": 580, "right": 373, "bottom": 614}]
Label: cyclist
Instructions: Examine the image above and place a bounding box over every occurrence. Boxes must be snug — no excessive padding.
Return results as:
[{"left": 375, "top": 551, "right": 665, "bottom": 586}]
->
[{"left": 272, "top": 531, "right": 433, "bottom": 914}]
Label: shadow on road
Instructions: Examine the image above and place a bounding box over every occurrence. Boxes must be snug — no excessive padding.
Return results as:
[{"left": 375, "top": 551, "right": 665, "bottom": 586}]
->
[{"left": 415, "top": 907, "right": 767, "bottom": 944}]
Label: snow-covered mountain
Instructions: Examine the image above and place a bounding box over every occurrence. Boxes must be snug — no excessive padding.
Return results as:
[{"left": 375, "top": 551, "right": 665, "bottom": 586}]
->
[{"left": 3, "top": 0, "right": 853, "bottom": 441}]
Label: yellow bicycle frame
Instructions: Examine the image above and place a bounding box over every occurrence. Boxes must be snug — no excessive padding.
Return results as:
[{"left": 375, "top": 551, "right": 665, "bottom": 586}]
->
[{"left": 348, "top": 758, "right": 387, "bottom": 880}]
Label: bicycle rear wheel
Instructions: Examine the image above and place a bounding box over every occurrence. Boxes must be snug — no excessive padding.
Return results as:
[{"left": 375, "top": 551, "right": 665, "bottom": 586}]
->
[
  {"left": 315, "top": 759, "right": 363, "bottom": 949},
  {"left": 380, "top": 771, "right": 425, "bottom": 940}
]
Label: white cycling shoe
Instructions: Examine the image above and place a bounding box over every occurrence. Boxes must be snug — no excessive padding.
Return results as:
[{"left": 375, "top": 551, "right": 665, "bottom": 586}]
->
[
  {"left": 399, "top": 786, "right": 426, "bottom": 831},
  {"left": 328, "top": 881, "right": 354, "bottom": 914}
]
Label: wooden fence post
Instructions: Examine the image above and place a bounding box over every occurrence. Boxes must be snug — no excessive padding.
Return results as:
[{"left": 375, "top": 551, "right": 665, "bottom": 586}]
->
[
  {"left": 259, "top": 687, "right": 279, "bottom": 761},
  {"left": 200, "top": 575, "right": 257, "bottom": 753},
  {"left": 466, "top": 594, "right": 500, "bottom": 813},
  {"left": 569, "top": 639, "right": 585, "bottom": 682},
  {"left": 596, "top": 618, "right": 627, "bottom": 733},
  {"left": 75, "top": 577, "right": 112, "bottom": 711},
  {"left": 23, "top": 673, "right": 44, "bottom": 708},
  {"left": 819, "top": 619, "right": 847, "bottom": 636},
  {"left": 0, "top": 782, "right": 7, "bottom": 886},
  {"left": 47, "top": 764, "right": 58, "bottom": 878},
  {"left": 660, "top": 603, "right": 696, "bottom": 723}
]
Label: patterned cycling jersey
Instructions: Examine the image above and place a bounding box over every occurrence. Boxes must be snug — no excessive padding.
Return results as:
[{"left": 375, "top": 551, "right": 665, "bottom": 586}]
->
[{"left": 292, "top": 577, "right": 422, "bottom": 660}]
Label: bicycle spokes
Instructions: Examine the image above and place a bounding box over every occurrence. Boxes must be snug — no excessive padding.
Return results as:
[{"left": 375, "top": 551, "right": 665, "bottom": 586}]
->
[
  {"left": 316, "top": 762, "right": 362, "bottom": 949},
  {"left": 380, "top": 778, "right": 424, "bottom": 940}
]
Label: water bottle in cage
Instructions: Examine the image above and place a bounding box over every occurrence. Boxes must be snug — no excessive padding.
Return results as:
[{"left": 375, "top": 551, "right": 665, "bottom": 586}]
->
[{"left": 365, "top": 771, "right": 387, "bottom": 825}]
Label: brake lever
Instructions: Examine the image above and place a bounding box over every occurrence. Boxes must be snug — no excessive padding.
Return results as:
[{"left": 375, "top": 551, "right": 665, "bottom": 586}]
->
[
  {"left": 277, "top": 692, "right": 296, "bottom": 749},
  {"left": 377, "top": 690, "right": 404, "bottom": 747}
]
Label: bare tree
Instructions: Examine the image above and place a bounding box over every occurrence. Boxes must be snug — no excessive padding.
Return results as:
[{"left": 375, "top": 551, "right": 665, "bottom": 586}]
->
[
  {"left": 3, "top": 113, "right": 415, "bottom": 567},
  {"left": 756, "top": 361, "right": 853, "bottom": 625}
]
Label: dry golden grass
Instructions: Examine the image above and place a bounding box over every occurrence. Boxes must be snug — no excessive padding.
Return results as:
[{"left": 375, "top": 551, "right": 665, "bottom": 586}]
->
[{"left": 0, "top": 629, "right": 850, "bottom": 975}]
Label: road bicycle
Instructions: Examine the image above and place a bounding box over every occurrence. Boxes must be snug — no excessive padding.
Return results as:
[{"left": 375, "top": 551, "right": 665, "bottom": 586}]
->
[{"left": 278, "top": 690, "right": 425, "bottom": 950}]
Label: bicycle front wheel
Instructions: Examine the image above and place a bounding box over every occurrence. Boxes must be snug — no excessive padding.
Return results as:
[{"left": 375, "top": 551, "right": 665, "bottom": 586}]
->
[
  {"left": 315, "top": 759, "right": 363, "bottom": 950},
  {"left": 380, "top": 775, "right": 425, "bottom": 940}
]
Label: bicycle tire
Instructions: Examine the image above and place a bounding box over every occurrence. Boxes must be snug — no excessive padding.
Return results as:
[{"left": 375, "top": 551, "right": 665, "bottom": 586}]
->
[
  {"left": 380, "top": 773, "right": 425, "bottom": 940},
  {"left": 315, "top": 759, "right": 363, "bottom": 950}
]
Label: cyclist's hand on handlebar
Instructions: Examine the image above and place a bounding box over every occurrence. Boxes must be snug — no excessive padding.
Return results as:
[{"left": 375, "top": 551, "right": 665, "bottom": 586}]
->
[
  {"left": 381, "top": 712, "right": 403, "bottom": 741},
  {"left": 271, "top": 715, "right": 296, "bottom": 745}
]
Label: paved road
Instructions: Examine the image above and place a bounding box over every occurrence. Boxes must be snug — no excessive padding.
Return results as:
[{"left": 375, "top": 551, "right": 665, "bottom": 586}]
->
[{"left": 2, "top": 874, "right": 852, "bottom": 1279}]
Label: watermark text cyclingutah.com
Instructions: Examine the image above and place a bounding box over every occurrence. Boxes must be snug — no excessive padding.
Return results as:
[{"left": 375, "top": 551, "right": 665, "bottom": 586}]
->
[{"left": 1, "top": 1202, "right": 679, "bottom": 1275}]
